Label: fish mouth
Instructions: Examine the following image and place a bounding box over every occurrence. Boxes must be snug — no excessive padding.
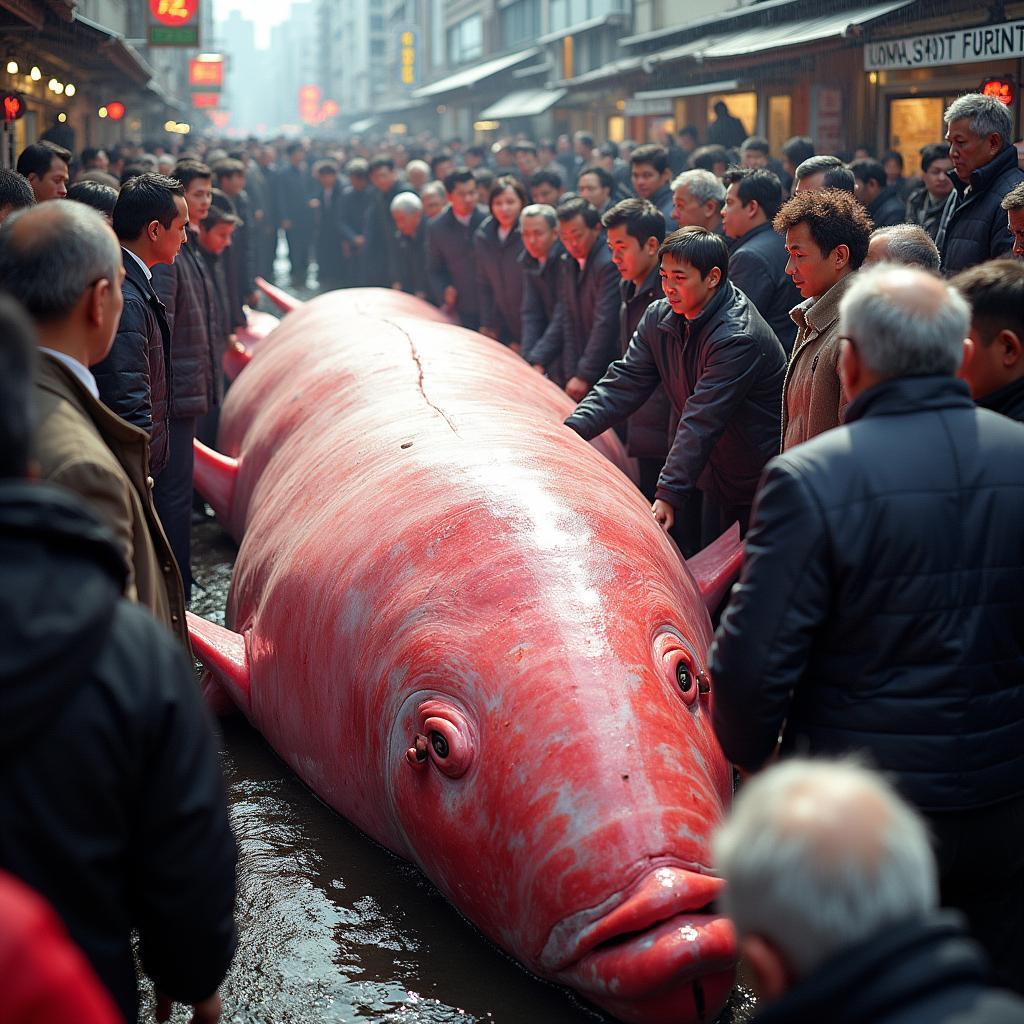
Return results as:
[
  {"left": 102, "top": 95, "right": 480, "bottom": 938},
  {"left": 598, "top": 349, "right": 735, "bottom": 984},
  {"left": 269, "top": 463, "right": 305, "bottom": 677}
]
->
[{"left": 543, "top": 865, "right": 737, "bottom": 1023}]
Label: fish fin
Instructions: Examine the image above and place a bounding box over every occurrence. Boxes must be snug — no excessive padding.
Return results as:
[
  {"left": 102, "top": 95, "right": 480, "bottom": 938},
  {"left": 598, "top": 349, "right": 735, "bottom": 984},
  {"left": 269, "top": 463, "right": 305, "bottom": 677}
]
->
[
  {"left": 222, "top": 340, "right": 253, "bottom": 382},
  {"left": 255, "top": 275, "right": 303, "bottom": 314},
  {"left": 186, "top": 611, "right": 251, "bottom": 712},
  {"left": 192, "top": 441, "right": 238, "bottom": 523},
  {"left": 687, "top": 522, "right": 744, "bottom": 614}
]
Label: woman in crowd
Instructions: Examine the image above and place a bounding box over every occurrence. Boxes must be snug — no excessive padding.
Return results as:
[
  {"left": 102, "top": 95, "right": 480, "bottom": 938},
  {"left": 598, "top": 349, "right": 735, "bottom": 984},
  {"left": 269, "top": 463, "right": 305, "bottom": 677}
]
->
[{"left": 474, "top": 175, "right": 528, "bottom": 351}]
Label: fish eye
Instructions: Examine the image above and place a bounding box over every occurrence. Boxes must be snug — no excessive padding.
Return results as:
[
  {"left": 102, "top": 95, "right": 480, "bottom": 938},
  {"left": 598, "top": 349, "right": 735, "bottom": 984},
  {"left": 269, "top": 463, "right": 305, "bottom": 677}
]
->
[
  {"left": 415, "top": 699, "right": 476, "bottom": 779},
  {"left": 653, "top": 628, "right": 701, "bottom": 707},
  {"left": 430, "top": 731, "right": 449, "bottom": 759},
  {"left": 676, "top": 663, "right": 692, "bottom": 693}
]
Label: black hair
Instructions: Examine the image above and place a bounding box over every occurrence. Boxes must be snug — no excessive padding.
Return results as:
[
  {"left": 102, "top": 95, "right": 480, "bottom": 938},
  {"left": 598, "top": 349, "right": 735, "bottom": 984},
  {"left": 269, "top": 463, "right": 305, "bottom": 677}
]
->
[
  {"left": 429, "top": 152, "right": 453, "bottom": 175},
  {"left": 514, "top": 142, "right": 538, "bottom": 157},
  {"left": 920, "top": 142, "right": 951, "bottom": 173},
  {"left": 473, "top": 167, "right": 495, "bottom": 187},
  {"left": 119, "top": 163, "right": 147, "bottom": 186},
  {"left": 597, "top": 141, "right": 619, "bottom": 159},
  {"left": 112, "top": 172, "right": 185, "bottom": 242},
  {"left": 658, "top": 226, "right": 729, "bottom": 280},
  {"left": 488, "top": 175, "right": 528, "bottom": 213},
  {"left": 601, "top": 197, "right": 666, "bottom": 245},
  {"left": 578, "top": 165, "right": 615, "bottom": 192},
  {"left": 314, "top": 159, "right": 340, "bottom": 176},
  {"left": 213, "top": 158, "right": 246, "bottom": 182},
  {"left": 0, "top": 295, "right": 36, "bottom": 478},
  {"left": 0, "top": 169, "right": 35, "bottom": 212},
  {"left": 721, "top": 167, "right": 784, "bottom": 221},
  {"left": 952, "top": 259, "right": 1024, "bottom": 348},
  {"left": 782, "top": 136, "right": 815, "bottom": 166},
  {"left": 16, "top": 141, "right": 71, "bottom": 179},
  {"left": 66, "top": 180, "right": 118, "bottom": 218},
  {"left": 575, "top": 131, "right": 595, "bottom": 148},
  {"left": 345, "top": 157, "right": 369, "bottom": 179},
  {"left": 794, "top": 155, "right": 856, "bottom": 193},
  {"left": 369, "top": 155, "right": 395, "bottom": 175},
  {"left": 286, "top": 141, "right": 305, "bottom": 156},
  {"left": 555, "top": 196, "right": 601, "bottom": 228},
  {"left": 740, "top": 135, "right": 770, "bottom": 155},
  {"left": 630, "top": 144, "right": 669, "bottom": 174},
  {"left": 171, "top": 159, "right": 212, "bottom": 190},
  {"left": 80, "top": 147, "right": 106, "bottom": 168},
  {"left": 882, "top": 150, "right": 904, "bottom": 168},
  {"left": 465, "top": 145, "right": 486, "bottom": 159},
  {"left": 679, "top": 125, "right": 698, "bottom": 142},
  {"left": 442, "top": 167, "right": 475, "bottom": 193},
  {"left": 529, "top": 168, "right": 563, "bottom": 191},
  {"left": 203, "top": 188, "right": 242, "bottom": 228},
  {"left": 849, "top": 159, "right": 886, "bottom": 188},
  {"left": 773, "top": 189, "right": 874, "bottom": 270},
  {"left": 690, "top": 145, "right": 729, "bottom": 172}
]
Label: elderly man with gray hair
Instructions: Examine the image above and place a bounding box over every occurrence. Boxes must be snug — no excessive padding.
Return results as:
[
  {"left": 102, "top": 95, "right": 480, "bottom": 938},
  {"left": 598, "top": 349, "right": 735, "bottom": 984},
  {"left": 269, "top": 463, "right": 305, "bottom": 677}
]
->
[
  {"left": 936, "top": 91, "right": 1024, "bottom": 274},
  {"left": 709, "top": 262, "right": 1024, "bottom": 989},
  {"left": 669, "top": 169, "right": 725, "bottom": 233},
  {"left": 866, "top": 223, "right": 941, "bottom": 271},
  {"left": 715, "top": 759, "right": 1024, "bottom": 1022},
  {"left": 389, "top": 191, "right": 428, "bottom": 297}
]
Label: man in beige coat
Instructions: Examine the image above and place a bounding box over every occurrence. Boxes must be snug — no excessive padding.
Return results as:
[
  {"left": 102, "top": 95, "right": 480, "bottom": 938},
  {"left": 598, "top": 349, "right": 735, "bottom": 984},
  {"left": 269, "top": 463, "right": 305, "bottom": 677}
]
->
[
  {"left": 773, "top": 189, "right": 875, "bottom": 450},
  {"left": 0, "top": 201, "right": 188, "bottom": 648}
]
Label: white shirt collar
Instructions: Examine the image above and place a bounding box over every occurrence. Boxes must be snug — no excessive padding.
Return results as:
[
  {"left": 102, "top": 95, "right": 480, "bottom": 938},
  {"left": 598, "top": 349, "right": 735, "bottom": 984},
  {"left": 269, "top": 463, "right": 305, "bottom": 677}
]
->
[
  {"left": 454, "top": 210, "right": 472, "bottom": 226},
  {"left": 39, "top": 347, "right": 99, "bottom": 399},
  {"left": 122, "top": 247, "right": 152, "bottom": 282}
]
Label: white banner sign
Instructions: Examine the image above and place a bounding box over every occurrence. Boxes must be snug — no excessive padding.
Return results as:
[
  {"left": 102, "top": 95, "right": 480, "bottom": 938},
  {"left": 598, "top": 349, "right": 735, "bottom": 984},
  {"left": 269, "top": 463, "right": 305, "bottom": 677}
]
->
[{"left": 864, "top": 19, "right": 1024, "bottom": 70}]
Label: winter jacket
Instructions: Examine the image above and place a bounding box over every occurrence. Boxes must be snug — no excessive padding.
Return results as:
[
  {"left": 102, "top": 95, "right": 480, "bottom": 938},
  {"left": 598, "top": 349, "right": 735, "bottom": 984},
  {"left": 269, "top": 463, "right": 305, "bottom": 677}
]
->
[
  {"left": 391, "top": 222, "right": 429, "bottom": 297},
  {"left": 519, "top": 241, "right": 565, "bottom": 379},
  {"left": 906, "top": 185, "right": 947, "bottom": 240},
  {"left": 152, "top": 230, "right": 217, "bottom": 419},
  {"left": 364, "top": 181, "right": 414, "bottom": 289},
  {"left": 618, "top": 264, "right": 671, "bottom": 460},
  {"left": 781, "top": 271, "right": 857, "bottom": 451},
  {"left": 32, "top": 353, "right": 188, "bottom": 647},
  {"left": 533, "top": 240, "right": 620, "bottom": 386},
  {"left": 752, "top": 913, "right": 1024, "bottom": 1024},
  {"left": 867, "top": 184, "right": 907, "bottom": 227},
  {"left": 314, "top": 183, "right": 356, "bottom": 290},
  {"left": 427, "top": 205, "right": 488, "bottom": 329},
  {"left": 937, "top": 144, "right": 1024, "bottom": 275},
  {"left": 977, "top": 375, "right": 1024, "bottom": 423},
  {"left": 566, "top": 282, "right": 786, "bottom": 510},
  {"left": 474, "top": 216, "right": 525, "bottom": 344},
  {"left": 93, "top": 249, "right": 171, "bottom": 476},
  {"left": 727, "top": 222, "right": 801, "bottom": 354},
  {"left": 0, "top": 481, "right": 237, "bottom": 1022},
  {"left": 197, "top": 245, "right": 232, "bottom": 403},
  {"left": 710, "top": 375, "right": 1024, "bottom": 811}
]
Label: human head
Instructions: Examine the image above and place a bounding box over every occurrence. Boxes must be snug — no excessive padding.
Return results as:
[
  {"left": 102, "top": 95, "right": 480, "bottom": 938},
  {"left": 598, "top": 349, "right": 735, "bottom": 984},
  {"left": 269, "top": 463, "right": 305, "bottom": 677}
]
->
[
  {"left": 0, "top": 295, "right": 36, "bottom": 478},
  {"left": 463, "top": 144, "right": 486, "bottom": 169},
  {"left": 112, "top": 173, "right": 188, "bottom": 267},
  {"left": 346, "top": 158, "right": 369, "bottom": 189},
  {"left": 689, "top": 145, "right": 729, "bottom": 177},
  {"left": 197, "top": 193, "right": 241, "bottom": 256},
  {"left": 405, "top": 159, "right": 431, "bottom": 190},
  {"left": 577, "top": 165, "right": 614, "bottom": 211},
  {"left": 774, "top": 188, "right": 873, "bottom": 299},
  {"left": 573, "top": 131, "right": 595, "bottom": 160},
  {"left": 952, "top": 259, "right": 1024, "bottom": 399},
  {"left": 171, "top": 159, "right": 213, "bottom": 227},
  {"left": 369, "top": 155, "right": 398, "bottom": 193},
  {"left": 630, "top": 144, "right": 671, "bottom": 200},
  {"left": 679, "top": 125, "right": 698, "bottom": 151},
  {"left": 66, "top": 180, "right": 119, "bottom": 223},
  {"left": 16, "top": 141, "right": 71, "bottom": 201},
  {"left": 918, "top": 142, "right": 954, "bottom": 204},
  {"left": 881, "top": 149, "right": 904, "bottom": 184},
  {"left": 602, "top": 198, "right": 665, "bottom": 287},
  {"left": 473, "top": 167, "right": 495, "bottom": 207},
  {"left": 556, "top": 196, "right": 602, "bottom": 262},
  {"left": 514, "top": 142, "right": 540, "bottom": 178},
  {"left": 721, "top": 168, "right": 783, "bottom": 240},
  {"left": 849, "top": 159, "right": 887, "bottom": 207},
  {"left": 0, "top": 169, "right": 35, "bottom": 225},
  {"left": 443, "top": 167, "right": 477, "bottom": 218},
  {"left": 286, "top": 141, "right": 305, "bottom": 167},
  {"left": 520, "top": 203, "right": 558, "bottom": 261},
  {"left": 430, "top": 152, "right": 454, "bottom": 182},
  {"left": 595, "top": 141, "right": 618, "bottom": 173},
  {"left": 1000, "top": 181, "right": 1024, "bottom": 258},
  {"left": 670, "top": 169, "right": 725, "bottom": 230},
  {"left": 944, "top": 92, "right": 1014, "bottom": 182},
  {"left": 657, "top": 227, "right": 728, "bottom": 319},
  {"left": 390, "top": 191, "right": 423, "bottom": 237},
  {"left": 0, "top": 202, "right": 123, "bottom": 365},
  {"left": 781, "top": 136, "right": 815, "bottom": 178},
  {"left": 866, "top": 225, "right": 940, "bottom": 271},
  {"left": 740, "top": 135, "right": 770, "bottom": 169},
  {"left": 793, "top": 155, "right": 856, "bottom": 194},
  {"left": 420, "top": 181, "right": 447, "bottom": 219},
  {"left": 529, "top": 169, "right": 563, "bottom": 207},
  {"left": 488, "top": 175, "right": 527, "bottom": 231},
  {"left": 80, "top": 147, "right": 109, "bottom": 172},
  {"left": 314, "top": 159, "right": 340, "bottom": 189},
  {"left": 714, "top": 758, "right": 937, "bottom": 1003},
  {"left": 213, "top": 157, "right": 247, "bottom": 197}
]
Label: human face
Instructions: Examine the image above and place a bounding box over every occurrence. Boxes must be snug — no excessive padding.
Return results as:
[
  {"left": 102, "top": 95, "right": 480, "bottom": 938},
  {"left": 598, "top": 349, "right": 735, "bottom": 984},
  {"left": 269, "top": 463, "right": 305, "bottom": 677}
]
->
[
  {"left": 392, "top": 209, "right": 422, "bottom": 237},
  {"left": 91, "top": 150, "right": 109, "bottom": 172},
  {"left": 793, "top": 171, "right": 825, "bottom": 194},
  {"left": 924, "top": 158, "right": 954, "bottom": 202},
  {"left": 318, "top": 170, "right": 339, "bottom": 192},
  {"left": 659, "top": 252, "right": 719, "bottom": 319},
  {"left": 961, "top": 324, "right": 1019, "bottom": 399},
  {"left": 558, "top": 214, "right": 598, "bottom": 262},
  {"left": 515, "top": 152, "right": 539, "bottom": 177},
  {"left": 672, "top": 186, "right": 713, "bottom": 229},
  {"left": 421, "top": 191, "right": 445, "bottom": 219},
  {"left": 152, "top": 195, "right": 189, "bottom": 266},
  {"left": 530, "top": 181, "right": 561, "bottom": 207},
  {"left": 721, "top": 182, "right": 756, "bottom": 240},
  {"left": 221, "top": 171, "right": 246, "bottom": 197},
  {"left": 490, "top": 185, "right": 523, "bottom": 230},
  {"left": 199, "top": 221, "right": 236, "bottom": 256},
  {"left": 631, "top": 161, "right": 668, "bottom": 200},
  {"left": 883, "top": 157, "right": 903, "bottom": 183},
  {"left": 370, "top": 167, "right": 397, "bottom": 193},
  {"left": 784, "top": 221, "right": 845, "bottom": 299},
  {"left": 30, "top": 157, "right": 69, "bottom": 201},
  {"left": 184, "top": 177, "right": 213, "bottom": 225},
  {"left": 577, "top": 172, "right": 609, "bottom": 210},
  {"left": 742, "top": 149, "right": 767, "bottom": 169},
  {"left": 606, "top": 223, "right": 658, "bottom": 286},
  {"left": 946, "top": 117, "right": 1002, "bottom": 182},
  {"left": 853, "top": 176, "right": 881, "bottom": 206},
  {"left": 520, "top": 214, "right": 556, "bottom": 260},
  {"left": 1009, "top": 208, "right": 1024, "bottom": 258},
  {"left": 448, "top": 179, "right": 477, "bottom": 218}
]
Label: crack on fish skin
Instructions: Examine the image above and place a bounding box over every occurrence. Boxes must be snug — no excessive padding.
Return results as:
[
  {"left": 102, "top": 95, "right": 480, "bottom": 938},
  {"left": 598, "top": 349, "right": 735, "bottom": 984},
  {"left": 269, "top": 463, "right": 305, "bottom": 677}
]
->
[{"left": 388, "top": 318, "right": 459, "bottom": 435}]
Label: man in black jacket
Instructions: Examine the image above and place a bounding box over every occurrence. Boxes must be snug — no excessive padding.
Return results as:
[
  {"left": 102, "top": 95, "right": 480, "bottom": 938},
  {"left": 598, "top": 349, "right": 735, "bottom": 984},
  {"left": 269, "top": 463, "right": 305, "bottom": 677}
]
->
[
  {"left": 0, "top": 295, "right": 237, "bottom": 1023},
  {"left": 427, "top": 167, "right": 486, "bottom": 329},
  {"left": 954, "top": 259, "right": 1024, "bottom": 422},
  {"left": 850, "top": 158, "right": 906, "bottom": 227},
  {"left": 312, "top": 159, "right": 355, "bottom": 293},
  {"left": 721, "top": 168, "right": 801, "bottom": 353},
  {"left": 630, "top": 144, "right": 675, "bottom": 227},
  {"left": 519, "top": 203, "right": 565, "bottom": 381},
  {"left": 937, "top": 92, "right": 1024, "bottom": 274},
  {"left": 275, "top": 142, "right": 315, "bottom": 288},
  {"left": 566, "top": 227, "right": 785, "bottom": 549},
  {"left": 709, "top": 263, "right": 1024, "bottom": 989},
  {"left": 93, "top": 173, "right": 187, "bottom": 480},
  {"left": 363, "top": 155, "right": 413, "bottom": 289},
  {"left": 389, "top": 192, "right": 429, "bottom": 298}
]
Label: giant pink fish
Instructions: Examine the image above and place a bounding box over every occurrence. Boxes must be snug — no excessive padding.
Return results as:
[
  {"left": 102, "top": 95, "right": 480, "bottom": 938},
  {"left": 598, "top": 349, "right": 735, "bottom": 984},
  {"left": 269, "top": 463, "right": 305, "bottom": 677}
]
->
[{"left": 189, "top": 289, "right": 741, "bottom": 1023}]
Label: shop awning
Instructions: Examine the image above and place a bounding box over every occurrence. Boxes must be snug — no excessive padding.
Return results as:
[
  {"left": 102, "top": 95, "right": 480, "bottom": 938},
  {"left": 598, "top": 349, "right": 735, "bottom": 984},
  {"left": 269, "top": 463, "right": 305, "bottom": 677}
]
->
[
  {"left": 633, "top": 79, "right": 740, "bottom": 101},
  {"left": 71, "top": 13, "right": 155, "bottom": 86},
  {"left": 349, "top": 117, "right": 378, "bottom": 133},
  {"left": 558, "top": 55, "right": 644, "bottom": 88},
  {"left": 412, "top": 47, "right": 539, "bottom": 99},
  {"left": 645, "top": 0, "right": 914, "bottom": 67},
  {"left": 478, "top": 88, "right": 566, "bottom": 119},
  {"left": 620, "top": 0, "right": 803, "bottom": 47}
]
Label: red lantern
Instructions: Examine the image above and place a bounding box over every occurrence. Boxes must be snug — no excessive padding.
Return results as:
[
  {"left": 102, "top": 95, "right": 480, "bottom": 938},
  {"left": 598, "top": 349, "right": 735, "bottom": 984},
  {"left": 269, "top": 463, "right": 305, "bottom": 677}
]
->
[{"left": 106, "top": 101, "right": 126, "bottom": 121}]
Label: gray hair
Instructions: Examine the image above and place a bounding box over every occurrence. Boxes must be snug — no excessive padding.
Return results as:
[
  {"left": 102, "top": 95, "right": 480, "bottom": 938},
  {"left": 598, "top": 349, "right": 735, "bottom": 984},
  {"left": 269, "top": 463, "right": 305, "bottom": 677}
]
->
[
  {"left": 869, "top": 224, "right": 941, "bottom": 271},
  {"left": 0, "top": 201, "right": 121, "bottom": 322},
  {"left": 670, "top": 169, "right": 725, "bottom": 205},
  {"left": 944, "top": 92, "right": 1013, "bottom": 145},
  {"left": 714, "top": 758, "right": 937, "bottom": 978},
  {"left": 390, "top": 192, "right": 423, "bottom": 215},
  {"left": 420, "top": 181, "right": 446, "bottom": 201},
  {"left": 520, "top": 203, "right": 557, "bottom": 228},
  {"left": 406, "top": 159, "right": 430, "bottom": 177},
  {"left": 1001, "top": 180, "right": 1024, "bottom": 211},
  {"left": 839, "top": 262, "right": 969, "bottom": 379}
]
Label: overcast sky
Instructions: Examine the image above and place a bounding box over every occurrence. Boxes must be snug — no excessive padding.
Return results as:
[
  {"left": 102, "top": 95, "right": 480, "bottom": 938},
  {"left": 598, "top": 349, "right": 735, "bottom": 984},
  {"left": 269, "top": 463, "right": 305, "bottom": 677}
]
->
[{"left": 214, "top": 0, "right": 292, "bottom": 48}]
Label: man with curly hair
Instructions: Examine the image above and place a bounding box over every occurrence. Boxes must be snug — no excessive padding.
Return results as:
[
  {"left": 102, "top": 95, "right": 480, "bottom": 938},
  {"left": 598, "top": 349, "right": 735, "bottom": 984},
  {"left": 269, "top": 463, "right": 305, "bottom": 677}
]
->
[{"left": 774, "top": 189, "right": 874, "bottom": 450}]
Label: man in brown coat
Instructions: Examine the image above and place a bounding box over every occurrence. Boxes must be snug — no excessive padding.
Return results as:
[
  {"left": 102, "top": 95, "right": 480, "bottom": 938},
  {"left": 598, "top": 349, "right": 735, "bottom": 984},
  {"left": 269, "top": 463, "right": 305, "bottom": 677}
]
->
[
  {"left": 0, "top": 201, "right": 188, "bottom": 647},
  {"left": 773, "top": 189, "right": 874, "bottom": 450}
]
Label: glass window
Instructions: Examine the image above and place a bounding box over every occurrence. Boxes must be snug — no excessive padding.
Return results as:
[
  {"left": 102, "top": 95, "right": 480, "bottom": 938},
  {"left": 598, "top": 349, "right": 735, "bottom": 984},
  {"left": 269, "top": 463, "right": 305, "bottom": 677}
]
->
[
  {"left": 550, "top": 0, "right": 568, "bottom": 31},
  {"left": 501, "top": 0, "right": 540, "bottom": 48},
  {"left": 370, "top": 14, "right": 384, "bottom": 30},
  {"left": 448, "top": 14, "right": 483, "bottom": 65}
]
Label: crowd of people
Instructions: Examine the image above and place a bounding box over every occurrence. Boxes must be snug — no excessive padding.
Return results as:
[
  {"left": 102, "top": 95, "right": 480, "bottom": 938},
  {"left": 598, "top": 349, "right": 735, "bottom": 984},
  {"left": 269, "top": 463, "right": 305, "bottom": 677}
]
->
[{"left": 0, "top": 88, "right": 1023, "bottom": 1023}]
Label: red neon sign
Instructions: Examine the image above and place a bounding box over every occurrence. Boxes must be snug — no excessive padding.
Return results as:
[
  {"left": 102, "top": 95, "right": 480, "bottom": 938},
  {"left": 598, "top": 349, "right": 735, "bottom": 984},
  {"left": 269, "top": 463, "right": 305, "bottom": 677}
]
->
[
  {"left": 980, "top": 77, "right": 1015, "bottom": 106},
  {"left": 2, "top": 92, "right": 24, "bottom": 123},
  {"left": 150, "top": 0, "right": 199, "bottom": 25}
]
